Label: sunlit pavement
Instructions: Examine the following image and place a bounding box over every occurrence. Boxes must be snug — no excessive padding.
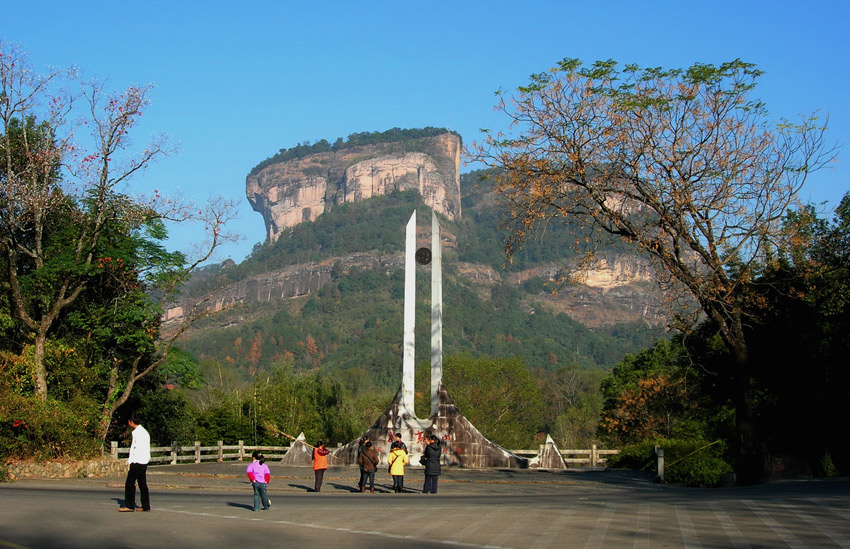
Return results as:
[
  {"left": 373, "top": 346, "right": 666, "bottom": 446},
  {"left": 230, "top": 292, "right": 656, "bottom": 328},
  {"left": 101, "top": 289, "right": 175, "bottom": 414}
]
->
[{"left": 1, "top": 463, "right": 848, "bottom": 548}]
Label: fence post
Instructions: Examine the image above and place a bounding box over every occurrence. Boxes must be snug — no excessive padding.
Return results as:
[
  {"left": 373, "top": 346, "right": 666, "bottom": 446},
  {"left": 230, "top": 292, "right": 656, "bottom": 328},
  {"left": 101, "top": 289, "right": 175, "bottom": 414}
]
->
[
  {"left": 238, "top": 440, "right": 244, "bottom": 461},
  {"left": 217, "top": 441, "right": 223, "bottom": 462},
  {"left": 656, "top": 446, "right": 665, "bottom": 482},
  {"left": 111, "top": 441, "right": 118, "bottom": 459},
  {"left": 591, "top": 444, "right": 598, "bottom": 467},
  {"left": 171, "top": 441, "right": 178, "bottom": 465},
  {"left": 195, "top": 441, "right": 201, "bottom": 463}
]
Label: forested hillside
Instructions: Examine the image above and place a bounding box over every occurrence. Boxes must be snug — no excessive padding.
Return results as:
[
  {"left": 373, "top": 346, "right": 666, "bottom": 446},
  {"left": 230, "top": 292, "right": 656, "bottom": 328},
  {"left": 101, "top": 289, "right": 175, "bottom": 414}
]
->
[{"left": 175, "top": 177, "right": 665, "bottom": 393}]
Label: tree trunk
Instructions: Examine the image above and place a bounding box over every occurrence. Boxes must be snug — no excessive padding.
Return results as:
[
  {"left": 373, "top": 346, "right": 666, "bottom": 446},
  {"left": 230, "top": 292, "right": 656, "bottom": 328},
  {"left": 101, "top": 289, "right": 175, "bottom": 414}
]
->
[
  {"left": 729, "top": 345, "right": 767, "bottom": 485},
  {"left": 710, "top": 309, "right": 767, "bottom": 485},
  {"left": 96, "top": 355, "right": 146, "bottom": 442},
  {"left": 33, "top": 332, "right": 48, "bottom": 400},
  {"left": 96, "top": 362, "right": 122, "bottom": 442},
  {"left": 96, "top": 414, "right": 113, "bottom": 443}
]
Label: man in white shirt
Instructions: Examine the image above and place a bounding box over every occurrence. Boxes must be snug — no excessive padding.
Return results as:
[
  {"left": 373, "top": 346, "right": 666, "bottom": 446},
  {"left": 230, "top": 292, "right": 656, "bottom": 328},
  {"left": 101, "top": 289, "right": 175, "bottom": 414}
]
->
[{"left": 119, "top": 415, "right": 151, "bottom": 512}]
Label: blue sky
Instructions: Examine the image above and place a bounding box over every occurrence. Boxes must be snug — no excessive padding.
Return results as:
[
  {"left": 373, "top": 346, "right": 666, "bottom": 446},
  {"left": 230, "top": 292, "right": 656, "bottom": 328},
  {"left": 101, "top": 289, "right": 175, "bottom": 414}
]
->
[{"left": 6, "top": 1, "right": 849, "bottom": 262}]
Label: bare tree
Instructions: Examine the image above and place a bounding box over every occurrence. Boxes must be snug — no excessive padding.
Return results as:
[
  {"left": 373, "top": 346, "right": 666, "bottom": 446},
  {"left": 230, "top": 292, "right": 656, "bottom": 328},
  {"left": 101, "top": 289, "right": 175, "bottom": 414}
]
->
[{"left": 471, "top": 58, "right": 835, "bottom": 483}]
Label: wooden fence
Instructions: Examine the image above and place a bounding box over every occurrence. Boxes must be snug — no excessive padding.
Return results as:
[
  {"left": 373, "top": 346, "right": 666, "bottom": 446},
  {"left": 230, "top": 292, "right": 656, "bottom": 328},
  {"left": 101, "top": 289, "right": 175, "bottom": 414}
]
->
[
  {"left": 111, "top": 441, "right": 618, "bottom": 467},
  {"left": 509, "top": 445, "right": 619, "bottom": 468},
  {"left": 110, "top": 441, "right": 288, "bottom": 464}
]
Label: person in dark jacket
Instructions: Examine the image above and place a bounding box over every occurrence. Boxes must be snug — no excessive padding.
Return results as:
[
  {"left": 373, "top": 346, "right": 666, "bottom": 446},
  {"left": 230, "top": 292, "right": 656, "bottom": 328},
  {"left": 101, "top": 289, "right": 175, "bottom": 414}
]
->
[
  {"left": 356, "top": 441, "right": 379, "bottom": 493},
  {"left": 356, "top": 435, "right": 370, "bottom": 491},
  {"left": 420, "top": 433, "right": 442, "bottom": 494},
  {"left": 390, "top": 432, "right": 407, "bottom": 452}
]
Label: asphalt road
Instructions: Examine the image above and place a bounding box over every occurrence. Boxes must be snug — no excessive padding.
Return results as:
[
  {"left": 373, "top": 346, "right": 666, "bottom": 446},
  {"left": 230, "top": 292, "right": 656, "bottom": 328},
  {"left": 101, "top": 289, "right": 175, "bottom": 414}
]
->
[{"left": 1, "top": 463, "right": 848, "bottom": 548}]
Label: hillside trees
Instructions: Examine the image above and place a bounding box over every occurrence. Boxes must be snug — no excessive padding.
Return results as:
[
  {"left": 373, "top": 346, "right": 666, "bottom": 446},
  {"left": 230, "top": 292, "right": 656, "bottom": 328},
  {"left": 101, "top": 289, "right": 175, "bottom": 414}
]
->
[
  {"left": 415, "top": 355, "right": 545, "bottom": 448},
  {"left": 472, "top": 58, "right": 835, "bottom": 483},
  {"left": 597, "top": 197, "right": 850, "bottom": 479},
  {"left": 599, "top": 339, "right": 720, "bottom": 445},
  {"left": 250, "top": 127, "right": 458, "bottom": 176},
  {"left": 0, "top": 40, "right": 237, "bottom": 446},
  {"left": 539, "top": 365, "right": 605, "bottom": 449}
]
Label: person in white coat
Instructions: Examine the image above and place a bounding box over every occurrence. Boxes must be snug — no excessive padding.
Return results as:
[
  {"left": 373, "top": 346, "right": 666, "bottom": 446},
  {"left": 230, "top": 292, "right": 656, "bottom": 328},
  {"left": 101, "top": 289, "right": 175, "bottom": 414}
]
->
[{"left": 119, "top": 415, "right": 151, "bottom": 512}]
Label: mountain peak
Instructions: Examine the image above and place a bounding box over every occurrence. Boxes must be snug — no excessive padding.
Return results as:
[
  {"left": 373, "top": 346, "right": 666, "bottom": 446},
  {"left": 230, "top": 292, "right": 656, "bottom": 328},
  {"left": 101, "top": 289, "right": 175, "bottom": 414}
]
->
[{"left": 246, "top": 129, "right": 462, "bottom": 242}]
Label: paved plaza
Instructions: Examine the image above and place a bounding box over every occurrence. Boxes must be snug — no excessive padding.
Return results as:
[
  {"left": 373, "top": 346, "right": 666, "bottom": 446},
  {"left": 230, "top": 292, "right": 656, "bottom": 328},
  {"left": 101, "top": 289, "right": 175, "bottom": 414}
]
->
[{"left": 1, "top": 462, "right": 848, "bottom": 548}]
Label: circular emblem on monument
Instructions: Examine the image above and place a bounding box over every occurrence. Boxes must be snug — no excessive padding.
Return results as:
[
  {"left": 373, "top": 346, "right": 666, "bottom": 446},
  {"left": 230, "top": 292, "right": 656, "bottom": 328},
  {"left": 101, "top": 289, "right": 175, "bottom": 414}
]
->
[{"left": 415, "top": 247, "right": 432, "bottom": 265}]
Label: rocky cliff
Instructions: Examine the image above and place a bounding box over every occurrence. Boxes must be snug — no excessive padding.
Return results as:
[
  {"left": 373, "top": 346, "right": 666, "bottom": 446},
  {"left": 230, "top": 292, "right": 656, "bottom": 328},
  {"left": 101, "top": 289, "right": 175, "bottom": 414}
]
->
[
  {"left": 164, "top": 251, "right": 665, "bottom": 329},
  {"left": 163, "top": 253, "right": 405, "bottom": 323},
  {"left": 246, "top": 132, "right": 462, "bottom": 242}
]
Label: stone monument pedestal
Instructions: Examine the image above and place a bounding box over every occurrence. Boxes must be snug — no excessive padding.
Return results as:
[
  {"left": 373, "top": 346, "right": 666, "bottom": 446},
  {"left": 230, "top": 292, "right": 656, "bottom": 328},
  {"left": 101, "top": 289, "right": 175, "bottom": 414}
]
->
[{"left": 332, "top": 382, "right": 528, "bottom": 468}]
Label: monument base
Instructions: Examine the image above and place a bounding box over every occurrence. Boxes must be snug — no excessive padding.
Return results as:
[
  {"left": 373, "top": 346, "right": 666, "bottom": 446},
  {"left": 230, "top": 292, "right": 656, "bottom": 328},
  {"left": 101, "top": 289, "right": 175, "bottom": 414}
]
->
[{"left": 332, "top": 382, "right": 528, "bottom": 469}]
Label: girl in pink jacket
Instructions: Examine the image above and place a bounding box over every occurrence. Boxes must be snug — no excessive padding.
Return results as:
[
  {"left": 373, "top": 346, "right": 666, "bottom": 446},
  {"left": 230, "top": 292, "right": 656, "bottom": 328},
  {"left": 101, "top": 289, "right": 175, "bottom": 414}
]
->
[{"left": 246, "top": 451, "right": 271, "bottom": 511}]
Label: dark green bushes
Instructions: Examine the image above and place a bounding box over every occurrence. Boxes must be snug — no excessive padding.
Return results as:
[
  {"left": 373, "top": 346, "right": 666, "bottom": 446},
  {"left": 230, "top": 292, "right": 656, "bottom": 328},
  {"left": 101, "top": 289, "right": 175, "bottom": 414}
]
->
[
  {"left": 0, "top": 393, "right": 101, "bottom": 461},
  {"left": 607, "top": 438, "right": 733, "bottom": 487}
]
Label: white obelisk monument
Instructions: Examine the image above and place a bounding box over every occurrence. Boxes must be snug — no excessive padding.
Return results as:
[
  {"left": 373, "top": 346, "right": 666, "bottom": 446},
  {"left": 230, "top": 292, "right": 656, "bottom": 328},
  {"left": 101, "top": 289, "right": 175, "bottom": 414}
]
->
[
  {"left": 401, "top": 210, "right": 443, "bottom": 418},
  {"left": 401, "top": 212, "right": 417, "bottom": 413},
  {"left": 430, "top": 211, "right": 443, "bottom": 417}
]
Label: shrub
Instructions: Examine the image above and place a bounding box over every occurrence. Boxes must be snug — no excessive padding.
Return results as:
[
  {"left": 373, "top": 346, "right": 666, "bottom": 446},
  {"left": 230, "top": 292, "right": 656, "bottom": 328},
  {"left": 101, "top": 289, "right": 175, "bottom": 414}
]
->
[
  {"left": 607, "top": 437, "right": 733, "bottom": 487},
  {"left": 0, "top": 394, "right": 101, "bottom": 461},
  {"left": 606, "top": 440, "right": 658, "bottom": 470},
  {"left": 818, "top": 452, "right": 839, "bottom": 478}
]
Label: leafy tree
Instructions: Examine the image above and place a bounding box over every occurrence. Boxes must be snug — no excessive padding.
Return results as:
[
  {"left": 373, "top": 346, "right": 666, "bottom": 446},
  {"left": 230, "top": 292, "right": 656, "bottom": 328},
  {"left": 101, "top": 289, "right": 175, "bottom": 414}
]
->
[
  {"left": 550, "top": 392, "right": 603, "bottom": 449},
  {"left": 415, "top": 354, "right": 545, "bottom": 448},
  {"left": 598, "top": 336, "right": 737, "bottom": 485},
  {"left": 0, "top": 40, "right": 238, "bottom": 443},
  {"left": 600, "top": 337, "right": 732, "bottom": 443},
  {"left": 195, "top": 391, "right": 253, "bottom": 445},
  {"left": 136, "top": 388, "right": 198, "bottom": 446},
  {"left": 472, "top": 58, "right": 835, "bottom": 483},
  {"left": 157, "top": 348, "right": 204, "bottom": 390},
  {"left": 537, "top": 365, "right": 605, "bottom": 448}
]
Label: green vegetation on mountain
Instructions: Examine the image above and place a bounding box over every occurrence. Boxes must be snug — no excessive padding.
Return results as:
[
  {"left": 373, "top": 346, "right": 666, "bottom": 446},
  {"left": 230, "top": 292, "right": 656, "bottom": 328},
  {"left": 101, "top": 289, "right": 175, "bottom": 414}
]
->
[
  {"left": 249, "top": 127, "right": 460, "bottom": 176},
  {"left": 176, "top": 183, "right": 665, "bottom": 389},
  {"left": 179, "top": 258, "right": 663, "bottom": 391},
  {"left": 183, "top": 191, "right": 425, "bottom": 298},
  {"left": 152, "top": 182, "right": 664, "bottom": 454},
  {"left": 457, "top": 170, "right": 633, "bottom": 271}
]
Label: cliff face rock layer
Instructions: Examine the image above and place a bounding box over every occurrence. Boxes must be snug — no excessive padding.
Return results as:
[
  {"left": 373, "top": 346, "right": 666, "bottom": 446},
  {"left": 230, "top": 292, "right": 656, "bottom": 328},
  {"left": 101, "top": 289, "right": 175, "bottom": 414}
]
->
[
  {"left": 246, "top": 132, "right": 462, "bottom": 242},
  {"left": 163, "top": 253, "right": 665, "bottom": 329},
  {"left": 162, "top": 253, "right": 406, "bottom": 323}
]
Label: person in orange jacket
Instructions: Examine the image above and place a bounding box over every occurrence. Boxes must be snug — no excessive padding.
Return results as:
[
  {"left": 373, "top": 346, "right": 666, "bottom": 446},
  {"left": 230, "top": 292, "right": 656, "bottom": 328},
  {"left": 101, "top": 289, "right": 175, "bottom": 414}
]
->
[
  {"left": 387, "top": 443, "right": 409, "bottom": 493},
  {"left": 312, "top": 441, "right": 330, "bottom": 492}
]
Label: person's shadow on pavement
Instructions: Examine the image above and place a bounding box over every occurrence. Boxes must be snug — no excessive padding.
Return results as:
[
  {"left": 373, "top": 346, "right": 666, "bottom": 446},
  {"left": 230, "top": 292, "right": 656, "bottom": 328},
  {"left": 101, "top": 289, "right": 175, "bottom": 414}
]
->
[
  {"left": 329, "top": 483, "right": 360, "bottom": 493},
  {"left": 112, "top": 497, "right": 137, "bottom": 508},
  {"left": 226, "top": 502, "right": 255, "bottom": 510}
]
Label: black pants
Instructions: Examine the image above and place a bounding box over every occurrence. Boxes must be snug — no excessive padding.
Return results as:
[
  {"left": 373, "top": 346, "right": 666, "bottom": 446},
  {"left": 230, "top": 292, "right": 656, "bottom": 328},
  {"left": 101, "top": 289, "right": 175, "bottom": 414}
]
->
[
  {"left": 423, "top": 474, "right": 439, "bottom": 493},
  {"left": 314, "top": 468, "right": 325, "bottom": 492},
  {"left": 124, "top": 463, "right": 150, "bottom": 510}
]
